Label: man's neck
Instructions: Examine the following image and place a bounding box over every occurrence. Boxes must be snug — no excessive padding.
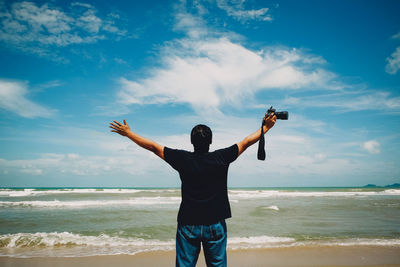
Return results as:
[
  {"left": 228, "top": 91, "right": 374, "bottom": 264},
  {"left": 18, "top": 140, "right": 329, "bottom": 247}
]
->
[{"left": 193, "top": 146, "right": 209, "bottom": 154}]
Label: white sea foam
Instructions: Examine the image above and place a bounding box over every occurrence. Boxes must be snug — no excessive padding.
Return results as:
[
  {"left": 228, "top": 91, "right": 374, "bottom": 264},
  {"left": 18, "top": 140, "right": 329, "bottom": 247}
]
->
[
  {"left": 287, "top": 238, "right": 400, "bottom": 249},
  {"left": 320, "top": 238, "right": 400, "bottom": 247},
  {"left": 383, "top": 189, "right": 400, "bottom": 194},
  {"left": 0, "top": 188, "right": 181, "bottom": 197},
  {"left": 1, "top": 232, "right": 399, "bottom": 257},
  {"left": 228, "top": 236, "right": 400, "bottom": 250},
  {"left": 263, "top": 205, "right": 279, "bottom": 211},
  {"left": 0, "top": 188, "right": 147, "bottom": 197},
  {"left": 0, "top": 197, "right": 181, "bottom": 208},
  {"left": 1, "top": 188, "right": 399, "bottom": 198},
  {"left": 228, "top": 189, "right": 400, "bottom": 199},
  {"left": 228, "top": 236, "right": 294, "bottom": 249},
  {"left": 0, "top": 232, "right": 174, "bottom": 248},
  {"left": 0, "top": 232, "right": 175, "bottom": 257}
]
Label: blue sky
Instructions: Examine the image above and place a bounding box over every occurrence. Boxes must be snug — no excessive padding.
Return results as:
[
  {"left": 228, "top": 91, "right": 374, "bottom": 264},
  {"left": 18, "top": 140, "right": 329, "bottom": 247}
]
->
[{"left": 0, "top": 0, "right": 399, "bottom": 187}]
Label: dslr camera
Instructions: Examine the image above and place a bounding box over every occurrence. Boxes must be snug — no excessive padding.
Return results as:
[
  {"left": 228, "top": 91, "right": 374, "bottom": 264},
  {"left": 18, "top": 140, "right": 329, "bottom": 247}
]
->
[
  {"left": 266, "top": 106, "right": 288, "bottom": 120},
  {"left": 258, "top": 106, "right": 288, "bottom": 160}
]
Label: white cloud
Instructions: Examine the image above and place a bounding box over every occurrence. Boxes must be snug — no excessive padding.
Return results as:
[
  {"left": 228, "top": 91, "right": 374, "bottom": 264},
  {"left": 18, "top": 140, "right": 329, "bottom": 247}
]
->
[
  {"left": 392, "top": 32, "right": 400, "bottom": 40},
  {"left": 117, "top": 8, "right": 341, "bottom": 115},
  {"left": 0, "top": 126, "right": 177, "bottom": 180},
  {"left": 21, "top": 168, "right": 43, "bottom": 175},
  {"left": 173, "top": 12, "right": 209, "bottom": 39},
  {"left": 216, "top": 0, "right": 273, "bottom": 22},
  {"left": 283, "top": 90, "right": 400, "bottom": 113},
  {"left": 117, "top": 37, "right": 338, "bottom": 114},
  {"left": 34, "top": 80, "right": 63, "bottom": 92},
  {"left": 0, "top": 79, "right": 55, "bottom": 118},
  {"left": 386, "top": 46, "right": 400, "bottom": 75},
  {"left": 0, "top": 1, "right": 126, "bottom": 59},
  {"left": 385, "top": 32, "right": 400, "bottom": 74},
  {"left": 362, "top": 140, "right": 381, "bottom": 154},
  {"left": 114, "top": 57, "right": 128, "bottom": 65},
  {"left": 0, "top": 147, "right": 167, "bottom": 177}
]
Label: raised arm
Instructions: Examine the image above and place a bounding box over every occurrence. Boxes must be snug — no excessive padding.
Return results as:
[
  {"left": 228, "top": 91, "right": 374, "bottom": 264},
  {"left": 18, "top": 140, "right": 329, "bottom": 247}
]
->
[
  {"left": 236, "top": 113, "right": 276, "bottom": 157},
  {"left": 109, "top": 120, "right": 165, "bottom": 160}
]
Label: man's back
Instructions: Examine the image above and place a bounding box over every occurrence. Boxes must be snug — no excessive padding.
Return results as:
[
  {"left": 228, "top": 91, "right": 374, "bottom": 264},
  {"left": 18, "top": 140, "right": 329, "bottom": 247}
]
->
[{"left": 164, "top": 144, "right": 238, "bottom": 225}]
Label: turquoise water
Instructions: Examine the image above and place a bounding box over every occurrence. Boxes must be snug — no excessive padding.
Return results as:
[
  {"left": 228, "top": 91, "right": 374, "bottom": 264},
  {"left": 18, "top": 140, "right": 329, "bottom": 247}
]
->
[{"left": 0, "top": 187, "right": 399, "bottom": 257}]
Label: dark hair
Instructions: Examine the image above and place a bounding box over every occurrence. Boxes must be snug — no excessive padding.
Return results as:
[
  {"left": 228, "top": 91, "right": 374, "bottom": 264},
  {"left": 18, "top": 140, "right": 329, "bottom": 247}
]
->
[{"left": 191, "top": 124, "right": 212, "bottom": 152}]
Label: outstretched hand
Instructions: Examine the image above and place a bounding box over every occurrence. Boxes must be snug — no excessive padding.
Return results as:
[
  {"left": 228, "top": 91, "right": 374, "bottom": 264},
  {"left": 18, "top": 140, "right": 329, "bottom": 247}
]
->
[
  {"left": 263, "top": 112, "right": 277, "bottom": 130},
  {"left": 109, "top": 120, "right": 131, "bottom": 137}
]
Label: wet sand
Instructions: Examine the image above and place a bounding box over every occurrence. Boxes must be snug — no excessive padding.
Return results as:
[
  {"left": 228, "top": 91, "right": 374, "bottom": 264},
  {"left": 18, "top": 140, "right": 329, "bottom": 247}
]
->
[{"left": 1, "top": 246, "right": 400, "bottom": 267}]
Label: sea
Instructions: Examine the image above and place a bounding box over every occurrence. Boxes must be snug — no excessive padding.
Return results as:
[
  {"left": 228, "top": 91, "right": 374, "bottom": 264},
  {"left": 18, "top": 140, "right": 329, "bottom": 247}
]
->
[{"left": 0, "top": 187, "right": 399, "bottom": 258}]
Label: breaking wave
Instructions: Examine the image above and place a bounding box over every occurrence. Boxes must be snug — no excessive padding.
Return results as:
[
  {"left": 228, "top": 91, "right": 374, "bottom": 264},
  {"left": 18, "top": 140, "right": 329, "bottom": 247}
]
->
[
  {"left": 228, "top": 189, "right": 400, "bottom": 200},
  {"left": 0, "top": 188, "right": 179, "bottom": 197},
  {"left": 1, "top": 232, "right": 400, "bottom": 257},
  {"left": 0, "top": 197, "right": 181, "bottom": 208}
]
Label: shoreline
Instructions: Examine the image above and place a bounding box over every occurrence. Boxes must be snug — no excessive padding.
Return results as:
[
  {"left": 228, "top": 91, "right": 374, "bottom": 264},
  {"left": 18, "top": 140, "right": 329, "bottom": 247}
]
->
[{"left": 1, "top": 246, "right": 400, "bottom": 267}]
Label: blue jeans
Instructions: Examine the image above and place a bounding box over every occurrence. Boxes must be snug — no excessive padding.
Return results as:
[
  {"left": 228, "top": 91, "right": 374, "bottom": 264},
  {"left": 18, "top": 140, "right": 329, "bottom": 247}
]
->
[{"left": 176, "top": 220, "right": 227, "bottom": 267}]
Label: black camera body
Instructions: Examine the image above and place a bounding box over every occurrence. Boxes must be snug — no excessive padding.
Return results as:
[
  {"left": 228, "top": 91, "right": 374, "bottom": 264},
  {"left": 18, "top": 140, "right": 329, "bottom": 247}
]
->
[
  {"left": 258, "top": 106, "right": 288, "bottom": 160},
  {"left": 267, "top": 106, "right": 288, "bottom": 120}
]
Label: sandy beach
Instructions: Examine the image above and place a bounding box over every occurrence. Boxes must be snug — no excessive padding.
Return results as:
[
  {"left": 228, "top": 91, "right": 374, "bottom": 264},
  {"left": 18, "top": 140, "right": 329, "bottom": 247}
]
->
[{"left": 1, "top": 246, "right": 400, "bottom": 267}]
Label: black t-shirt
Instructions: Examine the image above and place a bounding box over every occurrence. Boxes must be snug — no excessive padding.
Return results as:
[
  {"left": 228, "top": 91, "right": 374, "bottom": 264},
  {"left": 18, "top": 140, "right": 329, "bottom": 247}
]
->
[{"left": 164, "top": 144, "right": 238, "bottom": 225}]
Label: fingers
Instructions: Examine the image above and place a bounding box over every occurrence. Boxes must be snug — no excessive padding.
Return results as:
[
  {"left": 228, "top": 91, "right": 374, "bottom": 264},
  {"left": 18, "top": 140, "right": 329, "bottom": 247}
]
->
[
  {"left": 109, "top": 123, "right": 121, "bottom": 131},
  {"left": 269, "top": 112, "right": 275, "bottom": 119},
  {"left": 109, "top": 121, "right": 125, "bottom": 132},
  {"left": 109, "top": 120, "right": 128, "bottom": 135},
  {"left": 264, "top": 112, "right": 275, "bottom": 120},
  {"left": 263, "top": 112, "right": 276, "bottom": 129},
  {"left": 270, "top": 114, "right": 277, "bottom": 123},
  {"left": 109, "top": 125, "right": 119, "bottom": 131}
]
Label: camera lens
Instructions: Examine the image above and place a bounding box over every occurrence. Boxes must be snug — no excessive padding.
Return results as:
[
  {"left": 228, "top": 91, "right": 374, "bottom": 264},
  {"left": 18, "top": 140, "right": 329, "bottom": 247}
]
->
[{"left": 275, "top": 111, "right": 288, "bottom": 120}]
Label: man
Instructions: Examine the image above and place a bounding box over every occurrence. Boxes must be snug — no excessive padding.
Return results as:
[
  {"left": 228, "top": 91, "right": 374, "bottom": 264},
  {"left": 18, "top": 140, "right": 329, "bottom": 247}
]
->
[{"left": 109, "top": 112, "right": 276, "bottom": 267}]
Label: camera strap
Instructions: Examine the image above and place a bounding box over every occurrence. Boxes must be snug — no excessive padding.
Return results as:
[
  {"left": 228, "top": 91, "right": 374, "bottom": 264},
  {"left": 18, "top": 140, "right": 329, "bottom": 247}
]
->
[{"left": 257, "top": 120, "right": 266, "bottom": 160}]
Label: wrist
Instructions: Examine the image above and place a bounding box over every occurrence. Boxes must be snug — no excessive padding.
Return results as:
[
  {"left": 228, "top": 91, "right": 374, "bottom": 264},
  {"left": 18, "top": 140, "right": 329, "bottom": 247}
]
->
[{"left": 125, "top": 129, "right": 134, "bottom": 137}]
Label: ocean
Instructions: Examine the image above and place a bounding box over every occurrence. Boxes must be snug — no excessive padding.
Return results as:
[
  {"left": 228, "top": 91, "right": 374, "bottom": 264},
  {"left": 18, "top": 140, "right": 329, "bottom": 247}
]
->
[{"left": 0, "top": 187, "right": 399, "bottom": 258}]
